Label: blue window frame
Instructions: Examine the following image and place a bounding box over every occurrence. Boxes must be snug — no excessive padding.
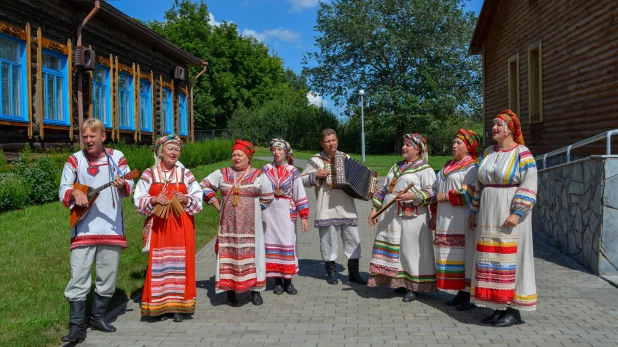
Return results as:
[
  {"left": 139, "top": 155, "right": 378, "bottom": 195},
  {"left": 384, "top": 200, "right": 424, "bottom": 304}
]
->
[
  {"left": 0, "top": 34, "right": 28, "bottom": 123},
  {"left": 179, "top": 92, "right": 188, "bottom": 136},
  {"left": 161, "top": 87, "right": 172, "bottom": 134},
  {"left": 118, "top": 73, "right": 134, "bottom": 130},
  {"left": 92, "top": 65, "right": 111, "bottom": 128},
  {"left": 139, "top": 79, "right": 152, "bottom": 132},
  {"left": 41, "top": 49, "right": 69, "bottom": 125}
]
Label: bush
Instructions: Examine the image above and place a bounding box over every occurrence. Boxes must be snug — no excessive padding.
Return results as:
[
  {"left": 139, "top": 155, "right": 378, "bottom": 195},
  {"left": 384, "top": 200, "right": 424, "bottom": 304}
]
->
[
  {"left": 12, "top": 155, "right": 60, "bottom": 205},
  {"left": 0, "top": 174, "right": 30, "bottom": 212},
  {"left": 114, "top": 139, "right": 233, "bottom": 172},
  {"left": 0, "top": 149, "right": 7, "bottom": 170}
]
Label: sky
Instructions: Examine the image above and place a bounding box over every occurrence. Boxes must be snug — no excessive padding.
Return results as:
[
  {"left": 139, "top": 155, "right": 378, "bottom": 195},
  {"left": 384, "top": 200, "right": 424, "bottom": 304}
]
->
[{"left": 110, "top": 0, "right": 484, "bottom": 110}]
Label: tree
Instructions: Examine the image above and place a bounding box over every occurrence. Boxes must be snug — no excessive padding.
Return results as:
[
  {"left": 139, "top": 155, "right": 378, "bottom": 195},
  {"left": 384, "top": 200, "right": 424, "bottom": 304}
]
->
[
  {"left": 147, "top": 0, "right": 287, "bottom": 129},
  {"left": 302, "top": 0, "right": 481, "bottom": 151}
]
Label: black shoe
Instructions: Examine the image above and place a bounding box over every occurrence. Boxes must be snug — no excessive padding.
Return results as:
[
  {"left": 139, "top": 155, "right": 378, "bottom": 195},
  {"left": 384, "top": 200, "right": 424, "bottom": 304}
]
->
[
  {"left": 454, "top": 292, "right": 474, "bottom": 311},
  {"left": 61, "top": 301, "right": 87, "bottom": 343},
  {"left": 347, "top": 259, "right": 368, "bottom": 285},
  {"left": 402, "top": 290, "right": 417, "bottom": 302},
  {"left": 226, "top": 291, "right": 238, "bottom": 307},
  {"left": 172, "top": 313, "right": 184, "bottom": 322},
  {"left": 325, "top": 261, "right": 339, "bottom": 285},
  {"left": 394, "top": 287, "right": 407, "bottom": 295},
  {"left": 481, "top": 309, "right": 506, "bottom": 325},
  {"left": 445, "top": 291, "right": 466, "bottom": 306},
  {"left": 284, "top": 279, "right": 298, "bottom": 295},
  {"left": 273, "top": 278, "right": 284, "bottom": 295},
  {"left": 89, "top": 294, "right": 116, "bottom": 332},
  {"left": 251, "top": 291, "right": 263, "bottom": 306},
  {"left": 159, "top": 313, "right": 172, "bottom": 321},
  {"left": 494, "top": 307, "right": 525, "bottom": 327}
]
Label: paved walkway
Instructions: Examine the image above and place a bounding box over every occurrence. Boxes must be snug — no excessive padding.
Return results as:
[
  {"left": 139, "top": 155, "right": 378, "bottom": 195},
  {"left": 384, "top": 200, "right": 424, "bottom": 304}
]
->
[{"left": 80, "top": 168, "right": 618, "bottom": 347}]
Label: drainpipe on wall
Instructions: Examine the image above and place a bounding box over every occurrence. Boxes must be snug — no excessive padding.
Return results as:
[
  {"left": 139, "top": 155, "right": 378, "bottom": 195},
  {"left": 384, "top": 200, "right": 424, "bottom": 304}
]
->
[
  {"left": 76, "top": 0, "right": 100, "bottom": 148},
  {"left": 189, "top": 61, "right": 208, "bottom": 142}
]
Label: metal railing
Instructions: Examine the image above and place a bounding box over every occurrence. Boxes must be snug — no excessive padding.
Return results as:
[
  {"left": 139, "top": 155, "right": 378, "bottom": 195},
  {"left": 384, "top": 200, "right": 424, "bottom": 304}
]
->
[{"left": 535, "top": 129, "right": 618, "bottom": 169}]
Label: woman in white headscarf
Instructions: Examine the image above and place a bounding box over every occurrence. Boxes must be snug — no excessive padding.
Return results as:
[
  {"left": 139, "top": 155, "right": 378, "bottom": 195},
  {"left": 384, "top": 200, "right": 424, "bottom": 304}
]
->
[
  {"left": 261, "top": 138, "right": 309, "bottom": 295},
  {"left": 367, "top": 133, "right": 437, "bottom": 302}
]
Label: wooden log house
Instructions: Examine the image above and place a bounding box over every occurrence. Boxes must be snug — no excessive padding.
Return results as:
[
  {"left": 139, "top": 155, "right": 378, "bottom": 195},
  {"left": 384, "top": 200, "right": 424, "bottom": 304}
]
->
[
  {"left": 0, "top": 0, "right": 206, "bottom": 150},
  {"left": 469, "top": 0, "right": 618, "bottom": 156}
]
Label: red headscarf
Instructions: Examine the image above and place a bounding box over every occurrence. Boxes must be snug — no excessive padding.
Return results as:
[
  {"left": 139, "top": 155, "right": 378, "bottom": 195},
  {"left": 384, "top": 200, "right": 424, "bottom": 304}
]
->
[
  {"left": 495, "top": 109, "right": 525, "bottom": 145},
  {"left": 455, "top": 128, "right": 481, "bottom": 159},
  {"left": 232, "top": 139, "right": 255, "bottom": 161}
]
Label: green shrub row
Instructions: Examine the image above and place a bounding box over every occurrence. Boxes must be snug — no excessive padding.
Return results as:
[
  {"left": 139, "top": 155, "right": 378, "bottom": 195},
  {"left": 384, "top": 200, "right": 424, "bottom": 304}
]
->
[{"left": 0, "top": 139, "right": 234, "bottom": 213}]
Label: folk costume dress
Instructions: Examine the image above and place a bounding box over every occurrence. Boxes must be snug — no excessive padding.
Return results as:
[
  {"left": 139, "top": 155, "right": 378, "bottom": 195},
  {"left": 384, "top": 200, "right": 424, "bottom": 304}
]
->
[
  {"left": 368, "top": 160, "right": 437, "bottom": 291},
  {"left": 431, "top": 156, "right": 478, "bottom": 291},
  {"left": 261, "top": 163, "right": 309, "bottom": 279},
  {"left": 201, "top": 167, "right": 274, "bottom": 293},
  {"left": 470, "top": 145, "right": 538, "bottom": 311},
  {"left": 134, "top": 163, "right": 203, "bottom": 316}
]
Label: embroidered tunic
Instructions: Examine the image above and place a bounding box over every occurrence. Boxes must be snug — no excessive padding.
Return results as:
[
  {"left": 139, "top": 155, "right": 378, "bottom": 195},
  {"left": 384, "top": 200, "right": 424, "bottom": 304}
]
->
[
  {"left": 261, "top": 163, "right": 310, "bottom": 278},
  {"left": 59, "top": 149, "right": 134, "bottom": 250},
  {"left": 431, "top": 156, "right": 478, "bottom": 291},
  {"left": 201, "top": 167, "right": 274, "bottom": 293},
  {"left": 301, "top": 151, "right": 357, "bottom": 227},
  {"left": 368, "top": 160, "right": 437, "bottom": 291},
  {"left": 134, "top": 164, "right": 203, "bottom": 316},
  {"left": 470, "top": 145, "right": 538, "bottom": 311}
]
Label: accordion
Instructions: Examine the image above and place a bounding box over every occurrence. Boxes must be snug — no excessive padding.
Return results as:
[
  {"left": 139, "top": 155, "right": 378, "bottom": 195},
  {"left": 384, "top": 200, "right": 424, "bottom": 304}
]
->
[{"left": 326, "top": 154, "right": 378, "bottom": 200}]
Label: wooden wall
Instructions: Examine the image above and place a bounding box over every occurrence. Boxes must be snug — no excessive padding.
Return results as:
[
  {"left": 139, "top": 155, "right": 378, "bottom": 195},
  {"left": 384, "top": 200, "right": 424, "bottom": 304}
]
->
[
  {"left": 481, "top": 0, "right": 618, "bottom": 156},
  {"left": 0, "top": 0, "right": 191, "bottom": 149}
]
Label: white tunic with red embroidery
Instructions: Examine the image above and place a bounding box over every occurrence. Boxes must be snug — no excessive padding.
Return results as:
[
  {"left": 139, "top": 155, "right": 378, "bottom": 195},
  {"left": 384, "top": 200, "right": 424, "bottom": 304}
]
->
[{"left": 58, "top": 148, "right": 134, "bottom": 250}]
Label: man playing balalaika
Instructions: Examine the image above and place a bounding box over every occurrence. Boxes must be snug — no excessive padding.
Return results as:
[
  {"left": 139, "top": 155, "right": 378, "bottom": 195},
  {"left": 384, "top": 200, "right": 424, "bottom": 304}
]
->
[
  {"left": 301, "top": 128, "right": 367, "bottom": 285},
  {"left": 58, "top": 118, "right": 134, "bottom": 343}
]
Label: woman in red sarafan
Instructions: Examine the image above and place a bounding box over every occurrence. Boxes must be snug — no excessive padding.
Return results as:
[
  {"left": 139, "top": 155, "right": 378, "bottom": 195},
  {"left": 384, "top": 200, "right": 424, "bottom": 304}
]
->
[
  {"left": 200, "top": 140, "right": 274, "bottom": 307},
  {"left": 134, "top": 134, "right": 203, "bottom": 323}
]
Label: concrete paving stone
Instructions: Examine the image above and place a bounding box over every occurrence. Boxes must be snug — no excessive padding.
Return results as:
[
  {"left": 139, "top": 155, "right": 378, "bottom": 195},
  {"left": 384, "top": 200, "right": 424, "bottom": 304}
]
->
[{"left": 78, "top": 183, "right": 618, "bottom": 347}]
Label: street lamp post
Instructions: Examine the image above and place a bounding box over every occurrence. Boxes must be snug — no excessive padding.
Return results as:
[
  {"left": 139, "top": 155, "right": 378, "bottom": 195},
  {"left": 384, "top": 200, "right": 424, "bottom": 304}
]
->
[{"left": 359, "top": 89, "right": 365, "bottom": 162}]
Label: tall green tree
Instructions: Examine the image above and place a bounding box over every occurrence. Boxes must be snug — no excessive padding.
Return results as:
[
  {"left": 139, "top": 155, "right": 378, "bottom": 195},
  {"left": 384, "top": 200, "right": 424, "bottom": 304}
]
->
[
  {"left": 303, "top": 0, "right": 481, "bottom": 151},
  {"left": 147, "top": 0, "right": 287, "bottom": 129}
]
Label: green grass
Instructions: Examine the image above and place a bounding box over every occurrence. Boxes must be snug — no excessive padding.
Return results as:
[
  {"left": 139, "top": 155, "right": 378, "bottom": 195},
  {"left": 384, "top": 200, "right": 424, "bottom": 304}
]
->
[
  {"left": 254, "top": 147, "right": 450, "bottom": 175},
  {"left": 0, "top": 159, "right": 268, "bottom": 347}
]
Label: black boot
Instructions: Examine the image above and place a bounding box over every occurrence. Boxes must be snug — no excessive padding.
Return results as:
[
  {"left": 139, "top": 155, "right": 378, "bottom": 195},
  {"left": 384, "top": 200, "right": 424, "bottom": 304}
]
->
[
  {"left": 347, "top": 259, "right": 367, "bottom": 285},
  {"left": 455, "top": 291, "right": 474, "bottom": 311},
  {"left": 273, "top": 278, "right": 284, "bottom": 295},
  {"left": 172, "top": 313, "right": 184, "bottom": 322},
  {"left": 89, "top": 294, "right": 116, "bottom": 332},
  {"left": 445, "top": 290, "right": 466, "bottom": 306},
  {"left": 325, "top": 261, "right": 338, "bottom": 285},
  {"left": 481, "top": 309, "right": 506, "bottom": 325},
  {"left": 226, "top": 290, "right": 238, "bottom": 307},
  {"left": 251, "top": 291, "right": 263, "bottom": 306},
  {"left": 494, "top": 307, "right": 524, "bottom": 327},
  {"left": 283, "top": 279, "right": 298, "bottom": 295},
  {"left": 61, "top": 300, "right": 87, "bottom": 343},
  {"left": 402, "top": 290, "right": 417, "bottom": 302}
]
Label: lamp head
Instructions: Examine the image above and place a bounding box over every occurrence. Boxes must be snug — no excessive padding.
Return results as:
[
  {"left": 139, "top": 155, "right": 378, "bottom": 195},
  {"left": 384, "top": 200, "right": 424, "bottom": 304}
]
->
[{"left": 359, "top": 89, "right": 365, "bottom": 96}]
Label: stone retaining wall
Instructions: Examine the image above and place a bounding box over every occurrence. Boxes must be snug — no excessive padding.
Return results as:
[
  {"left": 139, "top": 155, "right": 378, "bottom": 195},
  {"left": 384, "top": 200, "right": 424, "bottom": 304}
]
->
[{"left": 533, "top": 157, "right": 618, "bottom": 276}]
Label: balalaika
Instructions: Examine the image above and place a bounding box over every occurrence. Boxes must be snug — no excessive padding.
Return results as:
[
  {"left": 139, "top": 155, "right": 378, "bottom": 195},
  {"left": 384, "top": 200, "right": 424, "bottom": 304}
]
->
[{"left": 318, "top": 153, "right": 378, "bottom": 201}]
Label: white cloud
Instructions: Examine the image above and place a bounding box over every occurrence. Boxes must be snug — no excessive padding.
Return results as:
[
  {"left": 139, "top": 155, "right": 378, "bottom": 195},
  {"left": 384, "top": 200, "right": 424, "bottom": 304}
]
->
[
  {"left": 208, "top": 13, "right": 221, "bottom": 27},
  {"left": 263, "top": 27, "right": 300, "bottom": 43},
  {"left": 307, "top": 92, "right": 328, "bottom": 107},
  {"left": 286, "top": 0, "right": 323, "bottom": 12},
  {"left": 241, "top": 29, "right": 267, "bottom": 42},
  {"left": 242, "top": 27, "right": 301, "bottom": 44}
]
